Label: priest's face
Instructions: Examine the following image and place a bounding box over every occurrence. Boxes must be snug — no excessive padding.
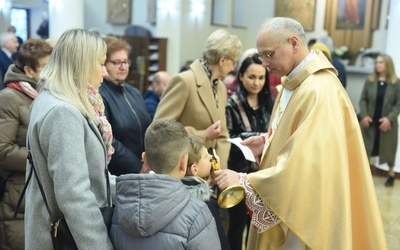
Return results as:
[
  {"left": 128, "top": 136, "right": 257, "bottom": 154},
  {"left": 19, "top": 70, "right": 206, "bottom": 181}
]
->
[{"left": 256, "top": 31, "right": 295, "bottom": 77}]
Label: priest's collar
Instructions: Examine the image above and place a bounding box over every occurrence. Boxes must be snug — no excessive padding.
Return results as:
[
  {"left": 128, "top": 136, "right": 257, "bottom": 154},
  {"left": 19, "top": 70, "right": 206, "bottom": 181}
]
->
[
  {"left": 287, "top": 50, "right": 317, "bottom": 80},
  {"left": 282, "top": 50, "right": 318, "bottom": 90}
]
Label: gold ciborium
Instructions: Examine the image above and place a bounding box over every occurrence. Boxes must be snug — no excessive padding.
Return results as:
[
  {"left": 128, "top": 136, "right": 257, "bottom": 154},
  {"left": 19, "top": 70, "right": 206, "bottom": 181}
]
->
[{"left": 210, "top": 149, "right": 245, "bottom": 209}]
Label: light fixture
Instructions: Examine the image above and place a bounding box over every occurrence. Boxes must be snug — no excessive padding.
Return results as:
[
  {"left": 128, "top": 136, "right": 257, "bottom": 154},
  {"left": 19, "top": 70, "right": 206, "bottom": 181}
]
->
[
  {"left": 158, "top": 0, "right": 177, "bottom": 15},
  {"left": 191, "top": 0, "right": 205, "bottom": 17},
  {"left": 0, "top": 0, "right": 7, "bottom": 9}
]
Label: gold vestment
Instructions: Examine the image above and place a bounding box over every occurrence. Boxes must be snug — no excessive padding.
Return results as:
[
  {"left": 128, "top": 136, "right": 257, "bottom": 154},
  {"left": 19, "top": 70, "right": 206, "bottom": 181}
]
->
[{"left": 247, "top": 51, "right": 387, "bottom": 250}]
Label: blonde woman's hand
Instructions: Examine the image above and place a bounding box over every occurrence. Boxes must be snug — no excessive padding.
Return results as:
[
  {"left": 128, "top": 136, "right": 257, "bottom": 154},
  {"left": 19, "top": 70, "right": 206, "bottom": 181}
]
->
[
  {"left": 379, "top": 117, "right": 391, "bottom": 132},
  {"left": 360, "top": 116, "right": 372, "bottom": 128}
]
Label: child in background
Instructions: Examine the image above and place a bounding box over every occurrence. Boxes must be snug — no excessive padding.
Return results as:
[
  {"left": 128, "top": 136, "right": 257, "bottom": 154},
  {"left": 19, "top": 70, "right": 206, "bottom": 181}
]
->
[
  {"left": 182, "top": 135, "right": 231, "bottom": 250},
  {"left": 110, "top": 119, "right": 221, "bottom": 250}
]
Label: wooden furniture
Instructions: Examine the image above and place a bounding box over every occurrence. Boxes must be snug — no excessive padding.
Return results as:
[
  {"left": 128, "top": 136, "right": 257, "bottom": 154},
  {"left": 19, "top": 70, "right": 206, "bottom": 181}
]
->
[
  {"left": 324, "top": 0, "right": 380, "bottom": 64},
  {"left": 120, "top": 36, "right": 167, "bottom": 93}
]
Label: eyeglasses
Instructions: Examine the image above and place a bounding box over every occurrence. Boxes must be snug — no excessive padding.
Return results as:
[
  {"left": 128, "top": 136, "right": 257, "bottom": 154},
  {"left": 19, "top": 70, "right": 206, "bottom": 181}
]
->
[
  {"left": 107, "top": 60, "right": 132, "bottom": 68},
  {"left": 228, "top": 58, "right": 238, "bottom": 68},
  {"left": 258, "top": 45, "right": 281, "bottom": 62}
]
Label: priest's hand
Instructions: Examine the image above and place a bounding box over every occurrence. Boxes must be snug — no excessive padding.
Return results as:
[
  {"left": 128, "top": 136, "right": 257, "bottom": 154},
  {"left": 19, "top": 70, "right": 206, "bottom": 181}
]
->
[
  {"left": 211, "top": 169, "right": 240, "bottom": 191},
  {"left": 241, "top": 135, "right": 265, "bottom": 159}
]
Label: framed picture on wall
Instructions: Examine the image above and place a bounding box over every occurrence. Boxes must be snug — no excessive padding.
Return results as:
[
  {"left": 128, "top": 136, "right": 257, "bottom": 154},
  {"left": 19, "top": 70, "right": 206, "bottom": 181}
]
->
[
  {"left": 147, "top": 0, "right": 157, "bottom": 25},
  {"left": 232, "top": 0, "right": 246, "bottom": 28},
  {"left": 107, "top": 0, "right": 132, "bottom": 24},
  {"left": 336, "top": 0, "right": 367, "bottom": 29},
  {"left": 274, "top": 0, "right": 316, "bottom": 31},
  {"left": 211, "top": 0, "right": 229, "bottom": 26}
]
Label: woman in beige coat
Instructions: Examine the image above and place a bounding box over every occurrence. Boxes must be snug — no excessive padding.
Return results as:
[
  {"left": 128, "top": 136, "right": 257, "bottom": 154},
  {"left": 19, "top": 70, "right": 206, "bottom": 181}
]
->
[
  {"left": 359, "top": 53, "right": 400, "bottom": 186},
  {"left": 153, "top": 29, "right": 242, "bottom": 170}
]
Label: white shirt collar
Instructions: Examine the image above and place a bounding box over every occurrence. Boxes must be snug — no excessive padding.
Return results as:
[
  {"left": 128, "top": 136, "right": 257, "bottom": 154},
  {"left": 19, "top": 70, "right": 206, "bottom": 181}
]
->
[
  {"left": 1, "top": 47, "right": 13, "bottom": 59},
  {"left": 287, "top": 50, "right": 317, "bottom": 80}
]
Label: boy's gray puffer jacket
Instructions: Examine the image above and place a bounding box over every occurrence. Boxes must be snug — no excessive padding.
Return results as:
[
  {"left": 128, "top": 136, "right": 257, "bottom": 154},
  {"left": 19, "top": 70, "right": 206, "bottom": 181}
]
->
[{"left": 110, "top": 173, "right": 221, "bottom": 250}]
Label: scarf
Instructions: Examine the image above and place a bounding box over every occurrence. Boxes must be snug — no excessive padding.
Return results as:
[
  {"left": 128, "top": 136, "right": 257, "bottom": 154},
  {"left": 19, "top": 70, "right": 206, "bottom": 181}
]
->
[
  {"left": 200, "top": 60, "right": 219, "bottom": 108},
  {"left": 87, "top": 84, "right": 114, "bottom": 162},
  {"left": 7, "top": 81, "right": 38, "bottom": 99}
]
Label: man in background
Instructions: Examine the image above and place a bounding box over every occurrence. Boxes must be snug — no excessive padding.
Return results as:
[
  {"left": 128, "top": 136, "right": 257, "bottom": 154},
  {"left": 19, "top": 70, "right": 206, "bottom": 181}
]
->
[
  {"left": 143, "top": 71, "right": 171, "bottom": 119},
  {"left": 318, "top": 36, "right": 347, "bottom": 88},
  {"left": 0, "top": 32, "right": 19, "bottom": 89},
  {"left": 7, "top": 26, "right": 23, "bottom": 60}
]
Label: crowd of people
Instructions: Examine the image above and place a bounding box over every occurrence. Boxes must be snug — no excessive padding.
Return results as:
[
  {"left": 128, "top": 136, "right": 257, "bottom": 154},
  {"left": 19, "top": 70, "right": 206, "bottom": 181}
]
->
[{"left": 0, "top": 16, "right": 396, "bottom": 249}]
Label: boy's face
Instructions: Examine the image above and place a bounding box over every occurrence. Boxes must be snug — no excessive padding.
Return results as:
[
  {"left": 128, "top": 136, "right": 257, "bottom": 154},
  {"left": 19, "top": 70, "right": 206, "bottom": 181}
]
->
[{"left": 196, "top": 146, "right": 212, "bottom": 179}]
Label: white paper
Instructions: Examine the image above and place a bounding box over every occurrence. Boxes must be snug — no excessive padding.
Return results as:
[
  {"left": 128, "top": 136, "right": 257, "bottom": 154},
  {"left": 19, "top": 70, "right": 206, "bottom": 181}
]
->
[{"left": 227, "top": 137, "right": 256, "bottom": 162}]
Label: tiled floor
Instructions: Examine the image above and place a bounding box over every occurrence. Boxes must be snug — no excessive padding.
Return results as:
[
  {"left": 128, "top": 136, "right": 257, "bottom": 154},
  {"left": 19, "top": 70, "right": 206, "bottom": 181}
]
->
[{"left": 373, "top": 175, "right": 400, "bottom": 249}]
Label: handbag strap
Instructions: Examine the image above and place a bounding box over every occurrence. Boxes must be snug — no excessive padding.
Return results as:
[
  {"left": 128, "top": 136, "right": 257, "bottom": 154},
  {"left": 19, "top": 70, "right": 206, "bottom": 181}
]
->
[
  {"left": 14, "top": 120, "right": 112, "bottom": 219},
  {"left": 12, "top": 167, "right": 32, "bottom": 219},
  {"left": 13, "top": 142, "right": 54, "bottom": 220},
  {"left": 232, "top": 94, "right": 252, "bottom": 132},
  {"left": 105, "top": 165, "right": 111, "bottom": 207}
]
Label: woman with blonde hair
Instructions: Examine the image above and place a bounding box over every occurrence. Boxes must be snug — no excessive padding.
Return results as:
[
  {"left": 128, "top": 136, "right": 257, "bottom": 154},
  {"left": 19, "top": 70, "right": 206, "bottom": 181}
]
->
[
  {"left": 24, "top": 29, "right": 114, "bottom": 249},
  {"left": 154, "top": 29, "right": 242, "bottom": 171},
  {"left": 359, "top": 53, "right": 400, "bottom": 186}
]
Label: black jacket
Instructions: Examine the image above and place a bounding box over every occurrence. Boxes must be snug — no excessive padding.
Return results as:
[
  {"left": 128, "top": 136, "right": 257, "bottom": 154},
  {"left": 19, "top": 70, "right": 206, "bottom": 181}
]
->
[
  {"left": 99, "top": 79, "right": 151, "bottom": 175},
  {"left": 226, "top": 83, "right": 274, "bottom": 173}
]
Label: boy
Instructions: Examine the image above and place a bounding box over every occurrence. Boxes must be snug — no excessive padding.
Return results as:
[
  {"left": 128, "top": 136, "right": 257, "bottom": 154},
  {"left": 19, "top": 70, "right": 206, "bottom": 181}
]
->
[
  {"left": 182, "top": 135, "right": 230, "bottom": 250},
  {"left": 110, "top": 119, "right": 221, "bottom": 250}
]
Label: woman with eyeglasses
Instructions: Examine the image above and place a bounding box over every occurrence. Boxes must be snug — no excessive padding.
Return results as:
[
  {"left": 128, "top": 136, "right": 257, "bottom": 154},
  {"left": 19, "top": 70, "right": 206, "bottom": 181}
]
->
[
  {"left": 154, "top": 29, "right": 242, "bottom": 173},
  {"left": 99, "top": 36, "right": 151, "bottom": 176}
]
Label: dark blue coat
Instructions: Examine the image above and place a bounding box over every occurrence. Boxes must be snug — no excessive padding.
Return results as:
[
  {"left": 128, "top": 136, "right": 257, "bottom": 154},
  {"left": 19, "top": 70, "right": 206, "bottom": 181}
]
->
[
  {"left": 143, "top": 89, "right": 160, "bottom": 119},
  {"left": 99, "top": 79, "right": 151, "bottom": 175},
  {"left": 332, "top": 57, "right": 347, "bottom": 88},
  {"left": 0, "top": 49, "right": 13, "bottom": 89}
]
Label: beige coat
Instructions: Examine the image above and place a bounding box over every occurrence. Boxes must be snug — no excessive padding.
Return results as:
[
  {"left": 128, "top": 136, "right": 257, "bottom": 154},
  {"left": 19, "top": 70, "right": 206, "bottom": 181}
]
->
[
  {"left": 0, "top": 86, "right": 32, "bottom": 250},
  {"left": 154, "top": 59, "right": 230, "bottom": 169}
]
